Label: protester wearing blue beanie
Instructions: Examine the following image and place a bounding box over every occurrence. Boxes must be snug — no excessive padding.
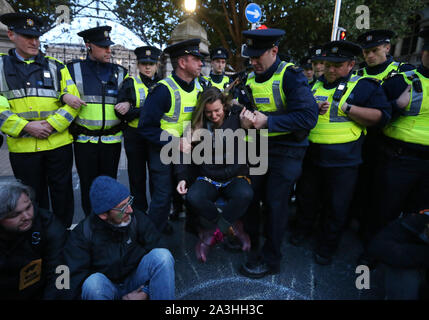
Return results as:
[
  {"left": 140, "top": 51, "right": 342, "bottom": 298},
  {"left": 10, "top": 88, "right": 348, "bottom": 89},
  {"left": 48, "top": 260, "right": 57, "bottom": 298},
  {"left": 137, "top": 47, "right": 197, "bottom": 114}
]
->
[{"left": 90, "top": 176, "right": 130, "bottom": 215}]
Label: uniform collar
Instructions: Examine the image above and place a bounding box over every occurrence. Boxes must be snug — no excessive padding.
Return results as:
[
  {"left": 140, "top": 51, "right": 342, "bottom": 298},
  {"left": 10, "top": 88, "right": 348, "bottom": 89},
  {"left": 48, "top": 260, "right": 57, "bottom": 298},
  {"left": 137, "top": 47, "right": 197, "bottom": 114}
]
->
[
  {"left": 254, "top": 56, "right": 281, "bottom": 83},
  {"left": 9, "top": 48, "right": 44, "bottom": 65},
  {"left": 172, "top": 71, "right": 195, "bottom": 92},
  {"left": 364, "top": 55, "right": 393, "bottom": 75},
  {"left": 321, "top": 70, "right": 354, "bottom": 89}
]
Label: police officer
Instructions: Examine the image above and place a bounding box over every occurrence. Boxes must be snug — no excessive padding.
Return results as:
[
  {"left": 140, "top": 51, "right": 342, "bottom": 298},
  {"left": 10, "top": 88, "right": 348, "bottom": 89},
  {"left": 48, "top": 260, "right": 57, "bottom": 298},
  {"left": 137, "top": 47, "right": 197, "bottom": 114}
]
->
[
  {"left": 116, "top": 46, "right": 162, "bottom": 213},
  {"left": 310, "top": 45, "right": 325, "bottom": 83},
  {"left": 356, "top": 29, "right": 414, "bottom": 81},
  {"left": 352, "top": 29, "right": 415, "bottom": 254},
  {"left": 299, "top": 55, "right": 314, "bottom": 84},
  {"left": 206, "top": 47, "right": 231, "bottom": 90},
  {"left": 290, "top": 40, "right": 391, "bottom": 265},
  {"left": 138, "top": 39, "right": 208, "bottom": 233},
  {"left": 237, "top": 28, "right": 319, "bottom": 278},
  {"left": 68, "top": 26, "right": 127, "bottom": 216},
  {"left": 373, "top": 28, "right": 429, "bottom": 233},
  {"left": 0, "top": 13, "right": 83, "bottom": 227}
]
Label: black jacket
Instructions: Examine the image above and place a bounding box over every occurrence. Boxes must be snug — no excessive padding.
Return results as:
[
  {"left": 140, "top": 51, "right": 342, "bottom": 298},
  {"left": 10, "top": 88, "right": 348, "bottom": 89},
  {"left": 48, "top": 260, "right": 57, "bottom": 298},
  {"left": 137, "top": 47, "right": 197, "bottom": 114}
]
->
[
  {"left": 174, "top": 105, "right": 249, "bottom": 185},
  {"left": 368, "top": 213, "right": 429, "bottom": 268},
  {"left": 61, "top": 210, "right": 161, "bottom": 300},
  {"left": 0, "top": 207, "right": 66, "bottom": 300}
]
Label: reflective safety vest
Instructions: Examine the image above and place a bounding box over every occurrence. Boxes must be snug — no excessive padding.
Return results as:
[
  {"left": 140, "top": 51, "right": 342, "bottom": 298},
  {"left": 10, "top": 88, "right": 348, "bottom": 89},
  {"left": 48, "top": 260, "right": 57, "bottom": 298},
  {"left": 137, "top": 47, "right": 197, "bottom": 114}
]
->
[
  {"left": 383, "top": 70, "right": 429, "bottom": 146},
  {"left": 207, "top": 75, "right": 230, "bottom": 91},
  {"left": 0, "top": 54, "right": 79, "bottom": 153},
  {"left": 246, "top": 61, "right": 293, "bottom": 137},
  {"left": 128, "top": 75, "right": 148, "bottom": 128},
  {"left": 309, "top": 75, "right": 366, "bottom": 144},
  {"left": 355, "top": 61, "right": 402, "bottom": 83},
  {"left": 71, "top": 60, "right": 126, "bottom": 144},
  {"left": 159, "top": 76, "right": 203, "bottom": 137}
]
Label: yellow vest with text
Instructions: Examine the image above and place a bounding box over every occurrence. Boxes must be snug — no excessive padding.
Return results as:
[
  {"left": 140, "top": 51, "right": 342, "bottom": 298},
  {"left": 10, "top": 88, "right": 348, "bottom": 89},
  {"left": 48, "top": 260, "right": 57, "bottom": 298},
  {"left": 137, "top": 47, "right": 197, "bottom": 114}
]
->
[
  {"left": 309, "top": 75, "right": 366, "bottom": 144},
  {"left": 0, "top": 54, "right": 79, "bottom": 153},
  {"left": 383, "top": 70, "right": 429, "bottom": 146},
  {"left": 71, "top": 61, "right": 125, "bottom": 144},
  {"left": 207, "top": 75, "right": 230, "bottom": 91},
  {"left": 128, "top": 75, "right": 149, "bottom": 128},
  {"left": 246, "top": 61, "right": 293, "bottom": 137},
  {"left": 159, "top": 76, "right": 203, "bottom": 137}
]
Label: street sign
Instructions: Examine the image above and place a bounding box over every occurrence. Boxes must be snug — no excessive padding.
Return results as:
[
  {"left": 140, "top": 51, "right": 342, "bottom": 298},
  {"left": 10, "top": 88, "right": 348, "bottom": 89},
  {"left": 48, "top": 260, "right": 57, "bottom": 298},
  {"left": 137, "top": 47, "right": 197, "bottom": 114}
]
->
[{"left": 245, "top": 3, "right": 262, "bottom": 24}]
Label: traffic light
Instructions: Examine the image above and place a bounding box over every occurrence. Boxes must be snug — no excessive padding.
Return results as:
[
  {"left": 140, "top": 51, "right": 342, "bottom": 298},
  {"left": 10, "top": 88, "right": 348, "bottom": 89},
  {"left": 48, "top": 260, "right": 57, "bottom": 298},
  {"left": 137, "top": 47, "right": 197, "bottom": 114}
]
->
[{"left": 337, "top": 27, "right": 347, "bottom": 40}]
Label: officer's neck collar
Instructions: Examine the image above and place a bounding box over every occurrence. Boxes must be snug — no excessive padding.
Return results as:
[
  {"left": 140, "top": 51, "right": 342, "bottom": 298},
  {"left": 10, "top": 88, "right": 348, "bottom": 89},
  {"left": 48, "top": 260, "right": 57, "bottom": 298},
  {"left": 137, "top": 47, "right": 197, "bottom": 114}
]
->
[
  {"left": 172, "top": 71, "right": 195, "bottom": 92},
  {"left": 87, "top": 54, "right": 108, "bottom": 65},
  {"left": 364, "top": 55, "right": 393, "bottom": 75},
  {"left": 13, "top": 49, "right": 36, "bottom": 62},
  {"left": 254, "top": 57, "right": 280, "bottom": 83},
  {"left": 322, "top": 70, "right": 353, "bottom": 89},
  {"left": 418, "top": 64, "right": 429, "bottom": 78}
]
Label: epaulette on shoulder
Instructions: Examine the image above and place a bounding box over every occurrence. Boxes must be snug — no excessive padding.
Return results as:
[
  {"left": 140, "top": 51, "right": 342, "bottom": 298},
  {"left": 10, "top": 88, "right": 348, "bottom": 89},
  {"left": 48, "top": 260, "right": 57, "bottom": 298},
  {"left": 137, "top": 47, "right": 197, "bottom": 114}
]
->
[{"left": 286, "top": 64, "right": 302, "bottom": 73}]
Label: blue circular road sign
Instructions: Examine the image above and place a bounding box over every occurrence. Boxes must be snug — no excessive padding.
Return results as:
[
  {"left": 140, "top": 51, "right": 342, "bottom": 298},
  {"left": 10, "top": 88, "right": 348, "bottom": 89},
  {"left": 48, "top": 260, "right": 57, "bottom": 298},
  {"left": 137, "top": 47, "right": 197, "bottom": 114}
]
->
[{"left": 245, "top": 3, "right": 262, "bottom": 24}]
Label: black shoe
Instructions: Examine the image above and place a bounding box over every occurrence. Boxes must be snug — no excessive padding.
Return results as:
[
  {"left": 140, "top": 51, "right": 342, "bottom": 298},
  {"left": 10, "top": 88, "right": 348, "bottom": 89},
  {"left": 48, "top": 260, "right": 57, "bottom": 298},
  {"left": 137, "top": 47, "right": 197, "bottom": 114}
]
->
[
  {"left": 239, "top": 260, "right": 280, "bottom": 279},
  {"left": 289, "top": 232, "right": 307, "bottom": 247},
  {"left": 162, "top": 222, "right": 174, "bottom": 235},
  {"left": 314, "top": 252, "right": 332, "bottom": 265}
]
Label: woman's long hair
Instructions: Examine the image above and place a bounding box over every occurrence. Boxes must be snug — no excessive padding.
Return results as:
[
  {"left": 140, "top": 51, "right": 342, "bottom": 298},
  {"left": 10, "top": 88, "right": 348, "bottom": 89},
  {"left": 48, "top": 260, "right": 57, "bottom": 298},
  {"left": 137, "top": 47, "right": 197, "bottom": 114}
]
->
[{"left": 191, "top": 86, "right": 233, "bottom": 131}]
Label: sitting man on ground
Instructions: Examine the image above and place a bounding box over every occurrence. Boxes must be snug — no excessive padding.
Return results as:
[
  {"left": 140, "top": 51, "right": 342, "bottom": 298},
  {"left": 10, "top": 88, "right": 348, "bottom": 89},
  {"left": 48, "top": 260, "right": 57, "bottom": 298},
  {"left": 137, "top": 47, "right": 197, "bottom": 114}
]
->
[{"left": 62, "top": 175, "right": 175, "bottom": 300}]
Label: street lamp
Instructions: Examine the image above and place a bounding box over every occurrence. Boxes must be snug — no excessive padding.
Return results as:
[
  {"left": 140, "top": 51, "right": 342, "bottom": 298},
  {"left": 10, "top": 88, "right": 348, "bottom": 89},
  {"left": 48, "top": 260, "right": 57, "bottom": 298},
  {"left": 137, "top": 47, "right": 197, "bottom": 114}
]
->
[{"left": 184, "top": 0, "right": 196, "bottom": 13}]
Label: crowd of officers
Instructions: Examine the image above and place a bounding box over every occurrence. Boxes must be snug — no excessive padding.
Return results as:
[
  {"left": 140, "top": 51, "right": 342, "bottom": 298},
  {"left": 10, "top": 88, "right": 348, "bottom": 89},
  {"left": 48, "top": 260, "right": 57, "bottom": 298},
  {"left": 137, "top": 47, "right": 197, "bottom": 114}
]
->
[{"left": 0, "top": 11, "right": 428, "bottom": 299}]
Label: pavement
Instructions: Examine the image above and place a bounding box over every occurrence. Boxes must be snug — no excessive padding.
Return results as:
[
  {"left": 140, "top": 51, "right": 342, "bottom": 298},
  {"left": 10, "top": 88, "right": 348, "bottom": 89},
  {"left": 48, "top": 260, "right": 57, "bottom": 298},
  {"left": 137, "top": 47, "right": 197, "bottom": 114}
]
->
[{"left": 0, "top": 138, "right": 386, "bottom": 300}]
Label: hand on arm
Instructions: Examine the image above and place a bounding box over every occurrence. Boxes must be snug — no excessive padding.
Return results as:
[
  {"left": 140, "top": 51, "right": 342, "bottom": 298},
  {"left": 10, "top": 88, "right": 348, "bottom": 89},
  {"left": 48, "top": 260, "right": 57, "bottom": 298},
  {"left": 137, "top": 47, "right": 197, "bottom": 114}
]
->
[
  {"left": 177, "top": 180, "right": 188, "bottom": 195},
  {"left": 62, "top": 93, "right": 87, "bottom": 110},
  {"left": 114, "top": 101, "right": 131, "bottom": 115}
]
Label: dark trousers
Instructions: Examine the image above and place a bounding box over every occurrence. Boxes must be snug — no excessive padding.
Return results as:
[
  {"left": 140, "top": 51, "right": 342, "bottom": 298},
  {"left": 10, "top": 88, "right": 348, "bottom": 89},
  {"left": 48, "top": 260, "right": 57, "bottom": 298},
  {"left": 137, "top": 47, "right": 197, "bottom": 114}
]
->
[
  {"left": 373, "top": 146, "right": 429, "bottom": 231},
  {"left": 124, "top": 128, "right": 149, "bottom": 212},
  {"left": 147, "top": 143, "right": 173, "bottom": 232},
  {"left": 186, "top": 178, "right": 253, "bottom": 226},
  {"left": 243, "top": 144, "right": 306, "bottom": 268},
  {"left": 9, "top": 144, "right": 74, "bottom": 227},
  {"left": 384, "top": 266, "right": 424, "bottom": 300},
  {"left": 295, "top": 162, "right": 359, "bottom": 255},
  {"left": 74, "top": 141, "right": 121, "bottom": 216}
]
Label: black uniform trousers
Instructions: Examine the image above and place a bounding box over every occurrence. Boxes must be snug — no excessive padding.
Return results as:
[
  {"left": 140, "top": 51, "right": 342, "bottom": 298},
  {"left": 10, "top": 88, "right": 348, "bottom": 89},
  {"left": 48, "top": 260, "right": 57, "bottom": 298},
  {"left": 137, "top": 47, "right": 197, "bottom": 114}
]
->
[
  {"left": 74, "top": 140, "right": 121, "bottom": 216},
  {"left": 243, "top": 143, "right": 306, "bottom": 268},
  {"left": 295, "top": 161, "right": 359, "bottom": 256},
  {"left": 123, "top": 127, "right": 149, "bottom": 213},
  {"left": 9, "top": 143, "right": 74, "bottom": 227}
]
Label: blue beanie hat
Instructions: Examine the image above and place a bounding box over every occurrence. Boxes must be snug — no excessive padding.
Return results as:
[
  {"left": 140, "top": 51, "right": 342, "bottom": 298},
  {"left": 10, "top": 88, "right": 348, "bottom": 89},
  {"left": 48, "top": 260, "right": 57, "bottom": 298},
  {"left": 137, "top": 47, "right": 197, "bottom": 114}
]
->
[{"left": 90, "top": 176, "right": 130, "bottom": 214}]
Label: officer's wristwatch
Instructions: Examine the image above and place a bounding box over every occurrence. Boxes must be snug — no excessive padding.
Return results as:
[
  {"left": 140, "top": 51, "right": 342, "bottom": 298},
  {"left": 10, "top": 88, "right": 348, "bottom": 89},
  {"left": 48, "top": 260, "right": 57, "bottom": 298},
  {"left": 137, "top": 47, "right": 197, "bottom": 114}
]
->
[{"left": 343, "top": 103, "right": 352, "bottom": 114}]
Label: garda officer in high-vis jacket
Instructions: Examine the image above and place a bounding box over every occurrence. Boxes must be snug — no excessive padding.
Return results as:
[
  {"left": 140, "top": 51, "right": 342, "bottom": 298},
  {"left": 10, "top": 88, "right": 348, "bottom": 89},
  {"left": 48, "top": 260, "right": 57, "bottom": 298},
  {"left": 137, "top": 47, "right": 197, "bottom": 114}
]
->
[
  {"left": 138, "top": 39, "right": 208, "bottom": 233},
  {"left": 291, "top": 41, "right": 391, "bottom": 265},
  {"left": 352, "top": 29, "right": 415, "bottom": 255},
  {"left": 237, "top": 29, "right": 319, "bottom": 278},
  {"left": 116, "top": 46, "right": 162, "bottom": 213},
  {"left": 0, "top": 13, "right": 83, "bottom": 227},
  {"left": 67, "top": 26, "right": 127, "bottom": 216},
  {"left": 206, "top": 47, "right": 231, "bottom": 91},
  {"left": 374, "top": 28, "right": 429, "bottom": 233}
]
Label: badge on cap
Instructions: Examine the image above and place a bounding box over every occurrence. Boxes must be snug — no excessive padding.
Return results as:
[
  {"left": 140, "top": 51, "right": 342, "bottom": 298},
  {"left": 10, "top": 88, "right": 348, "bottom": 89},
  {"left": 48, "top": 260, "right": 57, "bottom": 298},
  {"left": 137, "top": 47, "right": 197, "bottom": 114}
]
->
[
  {"left": 307, "top": 59, "right": 311, "bottom": 64},
  {"left": 316, "top": 49, "right": 321, "bottom": 55},
  {"left": 366, "top": 35, "right": 373, "bottom": 42},
  {"left": 331, "top": 47, "right": 338, "bottom": 53},
  {"left": 146, "top": 50, "right": 151, "bottom": 56},
  {"left": 104, "top": 30, "right": 109, "bottom": 38},
  {"left": 217, "top": 50, "right": 222, "bottom": 54},
  {"left": 27, "top": 19, "right": 34, "bottom": 27},
  {"left": 247, "top": 39, "right": 253, "bottom": 46}
]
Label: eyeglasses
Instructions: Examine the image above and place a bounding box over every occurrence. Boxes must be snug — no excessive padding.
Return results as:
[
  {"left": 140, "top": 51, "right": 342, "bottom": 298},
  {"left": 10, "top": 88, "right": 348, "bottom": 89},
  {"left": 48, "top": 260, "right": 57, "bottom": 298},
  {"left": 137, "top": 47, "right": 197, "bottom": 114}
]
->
[{"left": 110, "top": 196, "right": 134, "bottom": 218}]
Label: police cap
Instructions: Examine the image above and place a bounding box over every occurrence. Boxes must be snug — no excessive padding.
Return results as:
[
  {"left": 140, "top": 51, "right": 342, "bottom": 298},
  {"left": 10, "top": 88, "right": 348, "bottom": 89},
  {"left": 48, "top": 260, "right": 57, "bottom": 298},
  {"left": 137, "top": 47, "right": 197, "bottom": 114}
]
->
[
  {"left": 322, "top": 41, "right": 362, "bottom": 62},
  {"left": 357, "top": 29, "right": 395, "bottom": 49},
  {"left": 299, "top": 56, "right": 312, "bottom": 69},
  {"left": 210, "top": 47, "right": 228, "bottom": 60},
  {"left": 419, "top": 27, "right": 429, "bottom": 51},
  {"left": 164, "top": 38, "right": 204, "bottom": 59},
  {"left": 242, "top": 28, "right": 285, "bottom": 57},
  {"left": 134, "top": 46, "right": 162, "bottom": 64},
  {"left": 309, "top": 45, "right": 325, "bottom": 61},
  {"left": 78, "top": 26, "right": 114, "bottom": 47},
  {"left": 0, "top": 12, "right": 43, "bottom": 37}
]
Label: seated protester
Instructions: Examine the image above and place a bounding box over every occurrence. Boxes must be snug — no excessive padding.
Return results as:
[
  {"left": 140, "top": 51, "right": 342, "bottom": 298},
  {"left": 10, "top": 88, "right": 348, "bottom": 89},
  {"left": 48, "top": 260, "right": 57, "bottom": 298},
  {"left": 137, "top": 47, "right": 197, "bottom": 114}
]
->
[
  {"left": 368, "top": 210, "right": 429, "bottom": 299},
  {"left": 62, "top": 176, "right": 175, "bottom": 300},
  {"left": 176, "top": 87, "right": 254, "bottom": 262},
  {"left": 0, "top": 180, "right": 66, "bottom": 300}
]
